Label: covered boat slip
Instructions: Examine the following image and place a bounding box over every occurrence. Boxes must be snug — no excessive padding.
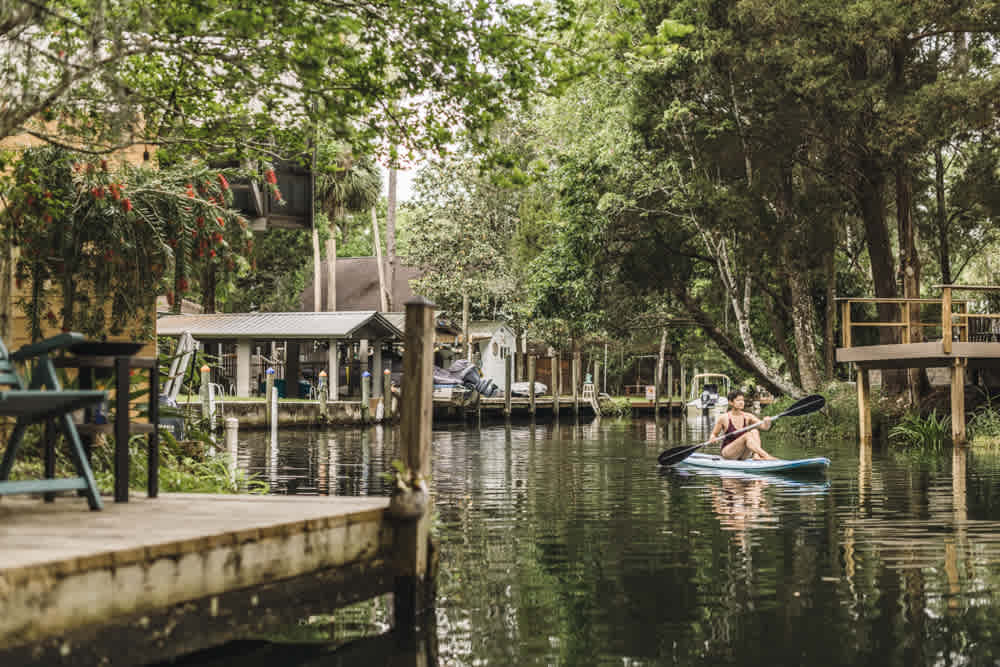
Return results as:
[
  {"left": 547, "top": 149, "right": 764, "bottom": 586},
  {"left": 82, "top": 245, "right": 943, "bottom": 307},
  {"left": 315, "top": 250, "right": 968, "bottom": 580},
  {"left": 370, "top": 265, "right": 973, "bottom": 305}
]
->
[
  {"left": 156, "top": 311, "right": 403, "bottom": 400},
  {"left": 836, "top": 285, "right": 1000, "bottom": 445}
]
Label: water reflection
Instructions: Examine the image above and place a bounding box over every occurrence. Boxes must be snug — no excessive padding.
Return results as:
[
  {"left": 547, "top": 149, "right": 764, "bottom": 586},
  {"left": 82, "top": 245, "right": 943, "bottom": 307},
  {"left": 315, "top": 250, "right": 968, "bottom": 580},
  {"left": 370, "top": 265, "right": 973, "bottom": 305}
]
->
[{"left": 203, "top": 418, "right": 1000, "bottom": 666}]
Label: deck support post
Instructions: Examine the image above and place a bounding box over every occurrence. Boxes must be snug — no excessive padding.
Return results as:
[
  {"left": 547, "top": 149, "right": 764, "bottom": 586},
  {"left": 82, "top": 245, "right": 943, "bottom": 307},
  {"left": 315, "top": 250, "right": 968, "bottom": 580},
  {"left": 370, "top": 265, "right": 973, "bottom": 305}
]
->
[
  {"left": 857, "top": 368, "right": 872, "bottom": 446},
  {"left": 393, "top": 297, "right": 436, "bottom": 630},
  {"left": 951, "top": 358, "right": 966, "bottom": 445},
  {"left": 666, "top": 362, "right": 674, "bottom": 412},
  {"left": 528, "top": 355, "right": 536, "bottom": 417}
]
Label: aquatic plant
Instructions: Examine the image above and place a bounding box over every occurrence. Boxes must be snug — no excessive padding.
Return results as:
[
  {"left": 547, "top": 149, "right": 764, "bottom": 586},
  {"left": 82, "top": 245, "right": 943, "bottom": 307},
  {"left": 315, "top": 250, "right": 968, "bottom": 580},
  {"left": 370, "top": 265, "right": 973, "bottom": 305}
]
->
[
  {"left": 889, "top": 410, "right": 951, "bottom": 451},
  {"left": 968, "top": 392, "right": 1000, "bottom": 448},
  {"left": 599, "top": 396, "right": 632, "bottom": 417}
]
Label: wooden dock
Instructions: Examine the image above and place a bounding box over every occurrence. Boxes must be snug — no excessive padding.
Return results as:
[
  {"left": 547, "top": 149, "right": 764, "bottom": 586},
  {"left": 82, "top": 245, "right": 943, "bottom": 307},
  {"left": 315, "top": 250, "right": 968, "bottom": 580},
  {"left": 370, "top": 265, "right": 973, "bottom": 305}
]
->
[
  {"left": 0, "top": 493, "right": 395, "bottom": 664},
  {"left": 837, "top": 286, "right": 1000, "bottom": 445},
  {"left": 0, "top": 299, "right": 441, "bottom": 665}
]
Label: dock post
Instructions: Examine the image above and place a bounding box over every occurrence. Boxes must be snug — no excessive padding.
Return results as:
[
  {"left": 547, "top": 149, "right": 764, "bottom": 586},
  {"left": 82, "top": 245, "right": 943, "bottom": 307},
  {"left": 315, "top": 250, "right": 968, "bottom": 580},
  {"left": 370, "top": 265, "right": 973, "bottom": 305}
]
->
[
  {"left": 857, "top": 368, "right": 872, "bottom": 445},
  {"left": 361, "top": 371, "right": 371, "bottom": 424},
  {"left": 572, "top": 349, "right": 580, "bottom": 418},
  {"left": 318, "top": 370, "right": 328, "bottom": 420},
  {"left": 552, "top": 355, "right": 560, "bottom": 418},
  {"left": 504, "top": 355, "right": 512, "bottom": 418},
  {"left": 951, "top": 358, "right": 967, "bottom": 445},
  {"left": 265, "top": 368, "right": 275, "bottom": 426},
  {"left": 528, "top": 355, "right": 536, "bottom": 417},
  {"left": 224, "top": 417, "right": 239, "bottom": 487},
  {"left": 384, "top": 368, "right": 393, "bottom": 421},
  {"left": 200, "top": 364, "right": 212, "bottom": 428},
  {"left": 393, "top": 297, "right": 436, "bottom": 630}
]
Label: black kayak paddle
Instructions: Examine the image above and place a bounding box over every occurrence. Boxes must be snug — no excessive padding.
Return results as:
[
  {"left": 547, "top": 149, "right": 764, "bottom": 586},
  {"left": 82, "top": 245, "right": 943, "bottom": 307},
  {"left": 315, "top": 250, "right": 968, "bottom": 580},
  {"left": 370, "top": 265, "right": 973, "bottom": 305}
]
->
[{"left": 657, "top": 394, "right": 826, "bottom": 466}]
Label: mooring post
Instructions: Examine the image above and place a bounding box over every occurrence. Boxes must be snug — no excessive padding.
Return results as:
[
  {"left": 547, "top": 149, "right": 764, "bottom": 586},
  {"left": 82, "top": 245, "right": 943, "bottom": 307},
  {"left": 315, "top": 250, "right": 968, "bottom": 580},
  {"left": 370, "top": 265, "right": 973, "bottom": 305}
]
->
[
  {"left": 318, "top": 370, "right": 328, "bottom": 420},
  {"left": 572, "top": 349, "right": 580, "bottom": 418},
  {"left": 857, "top": 367, "right": 871, "bottom": 445},
  {"left": 361, "top": 371, "right": 371, "bottom": 424},
  {"left": 552, "top": 354, "right": 560, "bottom": 418},
  {"left": 265, "top": 367, "right": 275, "bottom": 426},
  {"left": 528, "top": 355, "right": 537, "bottom": 417},
  {"left": 225, "top": 417, "right": 239, "bottom": 487},
  {"left": 666, "top": 362, "right": 674, "bottom": 414},
  {"left": 384, "top": 368, "right": 393, "bottom": 421},
  {"left": 393, "top": 297, "right": 436, "bottom": 630},
  {"left": 504, "top": 356, "right": 512, "bottom": 418},
  {"left": 200, "top": 364, "right": 212, "bottom": 428},
  {"left": 951, "top": 358, "right": 967, "bottom": 445}
]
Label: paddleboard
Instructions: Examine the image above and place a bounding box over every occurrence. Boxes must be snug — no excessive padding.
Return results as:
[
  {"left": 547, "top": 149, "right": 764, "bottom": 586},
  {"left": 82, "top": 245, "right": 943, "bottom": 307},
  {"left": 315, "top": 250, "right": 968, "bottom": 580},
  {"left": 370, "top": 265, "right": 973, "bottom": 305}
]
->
[{"left": 680, "top": 452, "right": 830, "bottom": 473}]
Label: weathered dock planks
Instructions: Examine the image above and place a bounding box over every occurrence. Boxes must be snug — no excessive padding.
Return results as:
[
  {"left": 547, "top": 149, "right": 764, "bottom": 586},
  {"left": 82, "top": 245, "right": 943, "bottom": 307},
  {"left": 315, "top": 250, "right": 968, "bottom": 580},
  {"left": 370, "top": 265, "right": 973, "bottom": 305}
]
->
[{"left": 0, "top": 492, "right": 391, "bottom": 661}]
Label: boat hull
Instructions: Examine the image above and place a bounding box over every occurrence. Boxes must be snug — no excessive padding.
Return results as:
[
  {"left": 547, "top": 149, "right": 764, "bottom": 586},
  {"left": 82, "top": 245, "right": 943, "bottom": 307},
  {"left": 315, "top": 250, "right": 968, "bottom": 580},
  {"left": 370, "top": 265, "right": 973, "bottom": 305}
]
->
[{"left": 681, "top": 452, "right": 831, "bottom": 474}]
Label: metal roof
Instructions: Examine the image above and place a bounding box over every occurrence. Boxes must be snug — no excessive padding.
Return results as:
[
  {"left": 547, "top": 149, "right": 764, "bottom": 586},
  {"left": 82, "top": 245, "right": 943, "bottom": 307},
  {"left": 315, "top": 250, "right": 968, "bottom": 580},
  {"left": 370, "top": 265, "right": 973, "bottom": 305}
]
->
[{"left": 156, "top": 311, "right": 402, "bottom": 340}]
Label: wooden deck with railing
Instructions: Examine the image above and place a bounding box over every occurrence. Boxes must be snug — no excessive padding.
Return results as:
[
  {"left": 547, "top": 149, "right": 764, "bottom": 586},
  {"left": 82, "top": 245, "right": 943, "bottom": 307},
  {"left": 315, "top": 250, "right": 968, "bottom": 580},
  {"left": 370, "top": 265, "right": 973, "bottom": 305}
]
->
[{"left": 836, "top": 285, "right": 1000, "bottom": 445}]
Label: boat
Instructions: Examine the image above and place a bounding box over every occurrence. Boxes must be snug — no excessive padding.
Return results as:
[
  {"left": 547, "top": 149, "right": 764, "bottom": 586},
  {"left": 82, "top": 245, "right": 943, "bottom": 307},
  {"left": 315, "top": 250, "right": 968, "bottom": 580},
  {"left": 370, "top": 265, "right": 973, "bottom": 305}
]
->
[
  {"left": 686, "top": 373, "right": 732, "bottom": 416},
  {"left": 509, "top": 381, "right": 547, "bottom": 397},
  {"left": 679, "top": 452, "right": 831, "bottom": 474}
]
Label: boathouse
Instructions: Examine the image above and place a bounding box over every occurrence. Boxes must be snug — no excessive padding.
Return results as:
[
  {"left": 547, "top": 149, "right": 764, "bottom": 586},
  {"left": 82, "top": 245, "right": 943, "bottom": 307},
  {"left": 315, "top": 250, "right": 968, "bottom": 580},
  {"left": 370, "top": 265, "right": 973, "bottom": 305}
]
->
[{"left": 156, "top": 311, "right": 403, "bottom": 400}]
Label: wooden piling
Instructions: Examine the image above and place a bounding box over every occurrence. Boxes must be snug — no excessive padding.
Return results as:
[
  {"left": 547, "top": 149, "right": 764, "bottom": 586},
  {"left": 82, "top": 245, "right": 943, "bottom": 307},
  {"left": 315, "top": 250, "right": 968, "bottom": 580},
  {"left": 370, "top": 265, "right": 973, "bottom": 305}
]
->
[
  {"left": 551, "top": 355, "right": 560, "bottom": 417},
  {"left": 951, "top": 358, "right": 966, "bottom": 445},
  {"left": 528, "top": 355, "right": 536, "bottom": 417},
  {"left": 666, "top": 363, "right": 673, "bottom": 413},
  {"left": 394, "top": 297, "right": 436, "bottom": 629},
  {"left": 857, "top": 368, "right": 871, "bottom": 445},
  {"left": 361, "top": 372, "right": 371, "bottom": 424},
  {"left": 383, "top": 369, "right": 393, "bottom": 421},
  {"left": 572, "top": 349, "right": 580, "bottom": 418},
  {"left": 504, "top": 356, "right": 512, "bottom": 418}
]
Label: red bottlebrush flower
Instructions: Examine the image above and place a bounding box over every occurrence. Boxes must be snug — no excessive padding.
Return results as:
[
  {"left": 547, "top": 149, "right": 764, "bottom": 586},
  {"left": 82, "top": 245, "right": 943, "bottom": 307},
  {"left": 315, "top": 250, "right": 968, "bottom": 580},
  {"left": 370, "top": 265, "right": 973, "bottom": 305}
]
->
[
  {"left": 191, "top": 230, "right": 198, "bottom": 238},
  {"left": 196, "top": 216, "right": 204, "bottom": 228},
  {"left": 273, "top": 188, "right": 283, "bottom": 202},
  {"left": 265, "top": 169, "right": 277, "bottom": 184},
  {"left": 110, "top": 184, "right": 120, "bottom": 201},
  {"left": 216, "top": 216, "right": 224, "bottom": 227},
  {"left": 209, "top": 249, "right": 216, "bottom": 258},
  {"left": 214, "top": 232, "right": 223, "bottom": 242},
  {"left": 218, "top": 173, "right": 229, "bottom": 190},
  {"left": 26, "top": 195, "right": 35, "bottom": 206},
  {"left": 198, "top": 249, "right": 204, "bottom": 257},
  {"left": 92, "top": 186, "right": 104, "bottom": 199},
  {"left": 179, "top": 278, "right": 189, "bottom": 291},
  {"left": 122, "top": 198, "right": 132, "bottom": 212},
  {"left": 85, "top": 163, "right": 94, "bottom": 173}
]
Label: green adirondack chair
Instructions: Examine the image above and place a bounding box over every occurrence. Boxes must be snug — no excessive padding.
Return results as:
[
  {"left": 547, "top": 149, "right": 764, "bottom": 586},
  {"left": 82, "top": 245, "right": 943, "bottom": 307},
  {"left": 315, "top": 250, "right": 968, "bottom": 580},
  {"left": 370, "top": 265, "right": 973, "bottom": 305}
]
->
[{"left": 0, "top": 333, "right": 108, "bottom": 510}]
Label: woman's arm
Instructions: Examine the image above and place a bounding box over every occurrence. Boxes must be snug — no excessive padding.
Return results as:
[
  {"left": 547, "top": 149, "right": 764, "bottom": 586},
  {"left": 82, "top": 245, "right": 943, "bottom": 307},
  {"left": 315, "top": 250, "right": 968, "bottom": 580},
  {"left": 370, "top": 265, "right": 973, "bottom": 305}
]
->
[
  {"left": 748, "top": 413, "right": 772, "bottom": 430},
  {"left": 709, "top": 415, "right": 726, "bottom": 441}
]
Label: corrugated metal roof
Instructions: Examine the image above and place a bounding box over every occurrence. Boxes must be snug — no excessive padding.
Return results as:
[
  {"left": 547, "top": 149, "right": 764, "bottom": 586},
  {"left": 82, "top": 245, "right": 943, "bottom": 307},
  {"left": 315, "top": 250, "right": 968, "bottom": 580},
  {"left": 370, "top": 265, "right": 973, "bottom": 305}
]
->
[{"left": 156, "top": 311, "right": 402, "bottom": 339}]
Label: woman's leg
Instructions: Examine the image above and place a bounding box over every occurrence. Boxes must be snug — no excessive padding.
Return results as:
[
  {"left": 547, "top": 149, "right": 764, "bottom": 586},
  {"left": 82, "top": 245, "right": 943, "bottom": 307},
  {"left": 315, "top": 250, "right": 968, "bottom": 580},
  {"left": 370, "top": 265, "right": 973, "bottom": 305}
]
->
[{"left": 721, "top": 431, "right": 777, "bottom": 460}]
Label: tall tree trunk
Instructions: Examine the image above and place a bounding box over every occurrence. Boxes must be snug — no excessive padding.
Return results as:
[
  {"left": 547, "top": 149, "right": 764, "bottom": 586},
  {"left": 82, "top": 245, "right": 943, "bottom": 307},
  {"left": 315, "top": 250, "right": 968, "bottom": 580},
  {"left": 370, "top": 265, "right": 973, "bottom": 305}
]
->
[
  {"left": 824, "top": 241, "right": 836, "bottom": 381},
  {"left": 896, "top": 159, "right": 929, "bottom": 401},
  {"left": 766, "top": 291, "right": 799, "bottom": 386},
  {"left": 386, "top": 168, "right": 397, "bottom": 311},
  {"left": 655, "top": 328, "right": 667, "bottom": 400},
  {"left": 462, "top": 290, "right": 470, "bottom": 361},
  {"left": 312, "top": 224, "right": 321, "bottom": 312},
  {"left": 371, "top": 207, "right": 388, "bottom": 312},
  {"left": 202, "top": 264, "right": 217, "bottom": 314},
  {"left": 857, "top": 160, "right": 906, "bottom": 394},
  {"left": 785, "top": 254, "right": 822, "bottom": 393},
  {"left": 325, "top": 236, "right": 336, "bottom": 311},
  {"left": 934, "top": 146, "right": 951, "bottom": 284}
]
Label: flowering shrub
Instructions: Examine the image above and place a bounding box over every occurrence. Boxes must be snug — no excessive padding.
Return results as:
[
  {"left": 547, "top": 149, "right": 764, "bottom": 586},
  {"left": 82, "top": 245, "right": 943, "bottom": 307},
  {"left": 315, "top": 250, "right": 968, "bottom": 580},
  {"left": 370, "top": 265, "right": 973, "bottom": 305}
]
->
[{"left": 2, "top": 146, "right": 254, "bottom": 339}]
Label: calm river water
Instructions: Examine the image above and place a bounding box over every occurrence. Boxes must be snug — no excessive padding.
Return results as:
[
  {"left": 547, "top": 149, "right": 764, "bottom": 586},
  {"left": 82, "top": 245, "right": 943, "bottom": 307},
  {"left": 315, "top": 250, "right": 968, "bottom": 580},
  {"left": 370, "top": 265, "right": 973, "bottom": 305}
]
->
[{"left": 175, "top": 416, "right": 1000, "bottom": 666}]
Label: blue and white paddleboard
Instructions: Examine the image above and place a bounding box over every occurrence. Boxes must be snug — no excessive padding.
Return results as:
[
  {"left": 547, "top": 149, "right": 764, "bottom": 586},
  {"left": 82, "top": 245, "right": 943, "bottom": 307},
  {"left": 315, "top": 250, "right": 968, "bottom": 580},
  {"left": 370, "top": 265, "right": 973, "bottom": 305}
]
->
[{"left": 681, "top": 452, "right": 831, "bottom": 473}]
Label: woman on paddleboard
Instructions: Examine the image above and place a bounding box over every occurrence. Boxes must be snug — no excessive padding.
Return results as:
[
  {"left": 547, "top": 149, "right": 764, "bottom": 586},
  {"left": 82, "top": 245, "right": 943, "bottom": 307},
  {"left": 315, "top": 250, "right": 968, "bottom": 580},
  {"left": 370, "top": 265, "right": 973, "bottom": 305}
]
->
[{"left": 709, "top": 390, "right": 777, "bottom": 460}]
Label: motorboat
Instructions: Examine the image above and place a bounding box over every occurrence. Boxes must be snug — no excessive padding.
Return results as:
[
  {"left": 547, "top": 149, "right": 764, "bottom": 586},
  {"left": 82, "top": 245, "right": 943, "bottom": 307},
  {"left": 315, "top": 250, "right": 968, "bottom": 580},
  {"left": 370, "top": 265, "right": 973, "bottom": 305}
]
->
[{"left": 686, "top": 373, "right": 732, "bottom": 416}]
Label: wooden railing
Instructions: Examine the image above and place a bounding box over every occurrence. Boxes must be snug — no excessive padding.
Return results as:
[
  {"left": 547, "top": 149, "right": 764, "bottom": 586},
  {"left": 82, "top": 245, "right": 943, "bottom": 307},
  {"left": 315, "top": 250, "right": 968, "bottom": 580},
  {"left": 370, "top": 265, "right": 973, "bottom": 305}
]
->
[{"left": 839, "top": 285, "right": 1000, "bottom": 354}]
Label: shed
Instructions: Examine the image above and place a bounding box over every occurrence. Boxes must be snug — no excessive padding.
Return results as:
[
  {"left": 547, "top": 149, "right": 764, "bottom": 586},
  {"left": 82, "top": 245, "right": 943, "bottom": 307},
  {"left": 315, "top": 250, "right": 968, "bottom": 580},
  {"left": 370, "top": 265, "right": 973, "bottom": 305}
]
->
[{"left": 468, "top": 321, "right": 517, "bottom": 391}]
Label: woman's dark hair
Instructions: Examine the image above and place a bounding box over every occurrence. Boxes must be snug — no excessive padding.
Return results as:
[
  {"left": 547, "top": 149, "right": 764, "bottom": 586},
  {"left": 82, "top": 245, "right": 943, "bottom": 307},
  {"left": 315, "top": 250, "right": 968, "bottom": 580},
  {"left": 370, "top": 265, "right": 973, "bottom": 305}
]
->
[{"left": 727, "top": 389, "right": 745, "bottom": 404}]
